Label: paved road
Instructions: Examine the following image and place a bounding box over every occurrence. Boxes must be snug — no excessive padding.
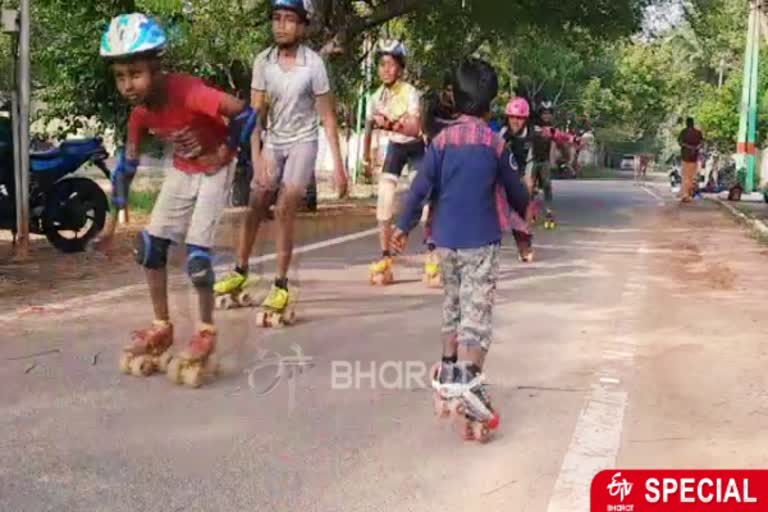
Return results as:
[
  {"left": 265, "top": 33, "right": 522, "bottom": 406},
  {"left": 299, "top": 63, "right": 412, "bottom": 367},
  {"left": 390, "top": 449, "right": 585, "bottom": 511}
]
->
[{"left": 2, "top": 179, "right": 768, "bottom": 512}]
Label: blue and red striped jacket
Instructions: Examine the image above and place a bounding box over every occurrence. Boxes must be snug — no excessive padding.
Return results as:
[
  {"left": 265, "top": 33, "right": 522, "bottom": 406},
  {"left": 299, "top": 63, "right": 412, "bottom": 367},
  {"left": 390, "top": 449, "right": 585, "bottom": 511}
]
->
[{"left": 397, "top": 115, "right": 529, "bottom": 249}]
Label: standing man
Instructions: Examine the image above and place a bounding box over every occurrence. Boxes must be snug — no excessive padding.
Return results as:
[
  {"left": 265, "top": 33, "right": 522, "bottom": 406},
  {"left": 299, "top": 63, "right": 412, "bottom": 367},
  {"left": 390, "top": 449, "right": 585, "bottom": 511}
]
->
[
  {"left": 362, "top": 39, "right": 423, "bottom": 285},
  {"left": 678, "top": 117, "right": 704, "bottom": 202},
  {"left": 214, "top": 0, "right": 348, "bottom": 315}
]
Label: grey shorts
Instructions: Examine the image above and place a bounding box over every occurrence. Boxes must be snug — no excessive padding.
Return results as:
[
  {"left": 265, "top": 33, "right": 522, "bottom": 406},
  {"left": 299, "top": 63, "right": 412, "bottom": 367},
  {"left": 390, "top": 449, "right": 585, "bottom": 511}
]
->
[
  {"left": 251, "top": 140, "right": 318, "bottom": 192},
  {"left": 439, "top": 244, "right": 500, "bottom": 352},
  {"left": 147, "top": 163, "right": 234, "bottom": 248}
]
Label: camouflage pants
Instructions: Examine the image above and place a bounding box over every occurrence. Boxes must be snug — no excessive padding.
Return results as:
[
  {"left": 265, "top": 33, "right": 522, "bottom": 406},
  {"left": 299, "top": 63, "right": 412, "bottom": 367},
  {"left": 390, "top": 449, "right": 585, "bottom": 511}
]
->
[{"left": 438, "top": 244, "right": 500, "bottom": 352}]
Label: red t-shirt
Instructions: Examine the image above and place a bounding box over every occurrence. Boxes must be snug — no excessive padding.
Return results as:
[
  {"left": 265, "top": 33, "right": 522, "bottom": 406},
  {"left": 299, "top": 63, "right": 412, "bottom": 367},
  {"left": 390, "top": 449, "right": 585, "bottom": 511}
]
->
[{"left": 127, "top": 73, "right": 234, "bottom": 174}]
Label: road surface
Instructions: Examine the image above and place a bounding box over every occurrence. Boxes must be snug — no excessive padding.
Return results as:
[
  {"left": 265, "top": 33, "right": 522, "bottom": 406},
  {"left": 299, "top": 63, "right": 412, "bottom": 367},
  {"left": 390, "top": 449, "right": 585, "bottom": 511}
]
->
[{"left": 2, "top": 179, "right": 768, "bottom": 512}]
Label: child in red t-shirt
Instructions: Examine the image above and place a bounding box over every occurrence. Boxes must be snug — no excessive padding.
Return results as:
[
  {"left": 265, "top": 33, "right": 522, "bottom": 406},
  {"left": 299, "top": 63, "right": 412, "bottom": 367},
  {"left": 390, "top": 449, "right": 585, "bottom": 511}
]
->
[{"left": 96, "top": 14, "right": 257, "bottom": 386}]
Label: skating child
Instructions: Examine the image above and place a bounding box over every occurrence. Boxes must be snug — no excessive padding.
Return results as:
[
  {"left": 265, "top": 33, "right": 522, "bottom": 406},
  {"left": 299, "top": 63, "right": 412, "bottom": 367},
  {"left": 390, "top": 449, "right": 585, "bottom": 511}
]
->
[
  {"left": 97, "top": 13, "right": 257, "bottom": 384},
  {"left": 501, "top": 96, "right": 537, "bottom": 262},
  {"left": 215, "top": 0, "right": 348, "bottom": 322},
  {"left": 391, "top": 59, "right": 529, "bottom": 441},
  {"left": 362, "top": 39, "right": 423, "bottom": 285}
]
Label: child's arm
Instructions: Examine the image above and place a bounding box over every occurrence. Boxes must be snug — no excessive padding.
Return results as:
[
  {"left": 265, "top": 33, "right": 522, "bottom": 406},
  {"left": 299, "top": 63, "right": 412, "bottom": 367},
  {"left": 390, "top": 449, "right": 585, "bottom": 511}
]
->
[
  {"left": 317, "top": 93, "right": 349, "bottom": 198},
  {"left": 392, "top": 145, "right": 440, "bottom": 253},
  {"left": 499, "top": 148, "right": 530, "bottom": 219}
]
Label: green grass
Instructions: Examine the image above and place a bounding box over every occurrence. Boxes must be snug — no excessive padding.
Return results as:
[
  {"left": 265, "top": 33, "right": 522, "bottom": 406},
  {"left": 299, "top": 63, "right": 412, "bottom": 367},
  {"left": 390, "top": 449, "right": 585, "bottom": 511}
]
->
[{"left": 127, "top": 188, "right": 160, "bottom": 214}]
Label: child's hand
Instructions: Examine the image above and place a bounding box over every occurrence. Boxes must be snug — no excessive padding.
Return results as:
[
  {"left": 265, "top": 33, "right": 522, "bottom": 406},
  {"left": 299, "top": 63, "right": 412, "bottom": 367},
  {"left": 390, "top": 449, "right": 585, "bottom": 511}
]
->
[
  {"left": 92, "top": 216, "right": 118, "bottom": 255},
  {"left": 390, "top": 227, "right": 408, "bottom": 255}
]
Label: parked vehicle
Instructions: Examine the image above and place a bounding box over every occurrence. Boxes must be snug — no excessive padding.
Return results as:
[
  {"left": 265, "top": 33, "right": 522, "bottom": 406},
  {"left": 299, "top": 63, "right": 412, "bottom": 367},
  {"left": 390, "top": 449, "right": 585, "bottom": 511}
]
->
[{"left": 0, "top": 110, "right": 111, "bottom": 253}]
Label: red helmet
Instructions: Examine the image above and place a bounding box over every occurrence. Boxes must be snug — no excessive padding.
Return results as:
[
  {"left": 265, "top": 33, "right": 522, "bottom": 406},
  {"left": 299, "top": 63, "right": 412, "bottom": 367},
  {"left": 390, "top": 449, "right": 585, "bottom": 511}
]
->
[{"left": 505, "top": 97, "right": 530, "bottom": 118}]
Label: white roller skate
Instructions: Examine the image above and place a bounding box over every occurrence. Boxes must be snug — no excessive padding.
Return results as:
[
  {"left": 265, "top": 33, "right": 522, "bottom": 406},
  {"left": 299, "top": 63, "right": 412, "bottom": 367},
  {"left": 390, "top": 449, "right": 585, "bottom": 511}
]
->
[
  {"left": 431, "top": 362, "right": 500, "bottom": 443},
  {"left": 166, "top": 325, "right": 218, "bottom": 389},
  {"left": 119, "top": 321, "right": 174, "bottom": 377}
]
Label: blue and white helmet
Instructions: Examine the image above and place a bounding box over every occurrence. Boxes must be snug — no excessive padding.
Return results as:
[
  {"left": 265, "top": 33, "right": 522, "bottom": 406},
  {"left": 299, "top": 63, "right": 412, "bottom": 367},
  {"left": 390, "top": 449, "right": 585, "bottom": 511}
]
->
[
  {"left": 100, "top": 13, "right": 167, "bottom": 59},
  {"left": 272, "top": 0, "right": 314, "bottom": 22},
  {"left": 377, "top": 39, "right": 407, "bottom": 65}
]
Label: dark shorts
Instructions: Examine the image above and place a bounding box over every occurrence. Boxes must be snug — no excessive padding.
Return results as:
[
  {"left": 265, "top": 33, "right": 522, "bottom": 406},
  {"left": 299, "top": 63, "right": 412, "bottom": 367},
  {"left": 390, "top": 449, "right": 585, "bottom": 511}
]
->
[{"left": 383, "top": 140, "right": 425, "bottom": 177}]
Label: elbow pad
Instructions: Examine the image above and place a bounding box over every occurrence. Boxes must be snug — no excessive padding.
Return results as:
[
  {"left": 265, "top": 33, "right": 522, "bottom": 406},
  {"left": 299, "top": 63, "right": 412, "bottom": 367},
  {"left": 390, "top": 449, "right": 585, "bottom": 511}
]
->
[
  {"left": 111, "top": 149, "right": 139, "bottom": 209},
  {"left": 227, "top": 107, "right": 259, "bottom": 151}
]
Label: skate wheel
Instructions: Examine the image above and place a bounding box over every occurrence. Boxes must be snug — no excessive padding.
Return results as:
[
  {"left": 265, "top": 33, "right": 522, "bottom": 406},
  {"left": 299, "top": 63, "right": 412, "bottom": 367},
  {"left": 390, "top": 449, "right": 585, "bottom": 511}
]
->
[
  {"left": 156, "top": 350, "right": 173, "bottom": 372},
  {"left": 433, "top": 394, "right": 450, "bottom": 418},
  {"left": 449, "top": 400, "right": 465, "bottom": 417},
  {"left": 119, "top": 352, "right": 132, "bottom": 374},
  {"left": 182, "top": 365, "right": 203, "bottom": 388},
  {"left": 215, "top": 295, "right": 234, "bottom": 310},
  {"left": 204, "top": 354, "right": 219, "bottom": 376},
  {"left": 473, "top": 422, "right": 491, "bottom": 443},
  {"left": 462, "top": 421, "right": 475, "bottom": 441},
  {"left": 129, "top": 355, "right": 154, "bottom": 377},
  {"left": 255, "top": 311, "right": 269, "bottom": 327},
  {"left": 166, "top": 357, "right": 183, "bottom": 385},
  {"left": 237, "top": 291, "right": 254, "bottom": 307}
]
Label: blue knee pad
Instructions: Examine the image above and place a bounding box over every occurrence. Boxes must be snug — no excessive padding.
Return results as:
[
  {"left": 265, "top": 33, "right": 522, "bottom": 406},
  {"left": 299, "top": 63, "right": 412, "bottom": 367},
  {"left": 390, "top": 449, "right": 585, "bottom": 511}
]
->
[
  {"left": 186, "top": 245, "right": 215, "bottom": 288},
  {"left": 135, "top": 231, "right": 170, "bottom": 269}
]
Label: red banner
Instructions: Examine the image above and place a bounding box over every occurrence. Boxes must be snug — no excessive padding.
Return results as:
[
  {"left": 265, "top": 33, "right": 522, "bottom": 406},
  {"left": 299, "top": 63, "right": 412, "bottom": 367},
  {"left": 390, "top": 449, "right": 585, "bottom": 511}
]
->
[{"left": 592, "top": 470, "right": 768, "bottom": 511}]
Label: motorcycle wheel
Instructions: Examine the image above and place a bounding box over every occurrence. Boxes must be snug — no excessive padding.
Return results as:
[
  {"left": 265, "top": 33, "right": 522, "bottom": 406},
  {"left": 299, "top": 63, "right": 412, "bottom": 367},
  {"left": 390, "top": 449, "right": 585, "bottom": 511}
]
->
[{"left": 43, "top": 177, "right": 108, "bottom": 253}]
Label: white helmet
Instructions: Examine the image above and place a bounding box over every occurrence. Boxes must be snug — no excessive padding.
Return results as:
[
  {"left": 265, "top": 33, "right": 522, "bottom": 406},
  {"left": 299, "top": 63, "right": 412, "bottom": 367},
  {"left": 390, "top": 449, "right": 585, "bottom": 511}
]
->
[
  {"left": 272, "top": 0, "right": 314, "bottom": 22},
  {"left": 377, "top": 39, "right": 407, "bottom": 65},
  {"left": 100, "top": 13, "right": 167, "bottom": 59}
]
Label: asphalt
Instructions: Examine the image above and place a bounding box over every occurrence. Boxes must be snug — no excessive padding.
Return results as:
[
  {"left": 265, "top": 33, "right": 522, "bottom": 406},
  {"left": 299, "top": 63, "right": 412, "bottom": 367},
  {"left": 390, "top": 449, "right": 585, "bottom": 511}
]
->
[{"left": 2, "top": 178, "right": 768, "bottom": 512}]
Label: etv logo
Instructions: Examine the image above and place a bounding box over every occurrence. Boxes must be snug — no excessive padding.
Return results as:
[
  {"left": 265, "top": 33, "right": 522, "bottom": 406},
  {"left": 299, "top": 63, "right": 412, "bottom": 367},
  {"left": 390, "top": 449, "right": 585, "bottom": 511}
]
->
[{"left": 607, "top": 472, "right": 634, "bottom": 502}]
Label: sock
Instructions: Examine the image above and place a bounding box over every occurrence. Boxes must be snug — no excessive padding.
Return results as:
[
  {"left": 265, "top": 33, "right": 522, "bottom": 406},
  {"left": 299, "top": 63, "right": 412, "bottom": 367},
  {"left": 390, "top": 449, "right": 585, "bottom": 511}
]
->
[
  {"left": 382, "top": 250, "right": 391, "bottom": 258},
  {"left": 153, "top": 319, "right": 171, "bottom": 328},
  {"left": 234, "top": 265, "right": 248, "bottom": 276},
  {"left": 274, "top": 277, "right": 288, "bottom": 290}
]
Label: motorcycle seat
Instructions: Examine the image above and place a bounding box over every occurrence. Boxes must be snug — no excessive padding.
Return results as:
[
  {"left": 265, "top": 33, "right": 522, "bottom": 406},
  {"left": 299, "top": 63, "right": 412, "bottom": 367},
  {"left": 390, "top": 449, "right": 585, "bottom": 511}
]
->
[
  {"left": 30, "top": 147, "right": 62, "bottom": 160},
  {"left": 61, "top": 137, "right": 102, "bottom": 155}
]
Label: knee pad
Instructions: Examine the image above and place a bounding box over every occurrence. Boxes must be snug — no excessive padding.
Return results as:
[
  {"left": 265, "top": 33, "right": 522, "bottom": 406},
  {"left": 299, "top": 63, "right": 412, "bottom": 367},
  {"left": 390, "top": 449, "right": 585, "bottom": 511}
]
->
[
  {"left": 186, "top": 245, "right": 215, "bottom": 288},
  {"left": 376, "top": 174, "right": 398, "bottom": 222},
  {"left": 135, "top": 231, "right": 170, "bottom": 269}
]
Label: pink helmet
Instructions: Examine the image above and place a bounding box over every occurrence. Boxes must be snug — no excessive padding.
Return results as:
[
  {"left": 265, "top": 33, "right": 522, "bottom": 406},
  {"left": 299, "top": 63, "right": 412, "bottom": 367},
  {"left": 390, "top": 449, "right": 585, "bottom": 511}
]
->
[{"left": 505, "top": 97, "right": 530, "bottom": 118}]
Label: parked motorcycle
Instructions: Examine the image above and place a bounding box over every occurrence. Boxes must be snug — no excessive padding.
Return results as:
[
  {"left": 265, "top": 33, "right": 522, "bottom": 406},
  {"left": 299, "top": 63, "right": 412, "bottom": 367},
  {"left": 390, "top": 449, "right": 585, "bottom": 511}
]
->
[{"left": 0, "top": 113, "right": 111, "bottom": 253}]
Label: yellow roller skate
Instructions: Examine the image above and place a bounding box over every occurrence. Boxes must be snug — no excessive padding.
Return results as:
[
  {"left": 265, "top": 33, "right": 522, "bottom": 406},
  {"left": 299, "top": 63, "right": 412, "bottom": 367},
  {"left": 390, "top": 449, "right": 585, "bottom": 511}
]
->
[
  {"left": 543, "top": 209, "right": 556, "bottom": 230},
  {"left": 214, "top": 271, "right": 259, "bottom": 310},
  {"left": 422, "top": 251, "right": 442, "bottom": 288},
  {"left": 368, "top": 257, "right": 394, "bottom": 286},
  {"left": 119, "top": 320, "right": 174, "bottom": 377},
  {"left": 166, "top": 325, "right": 218, "bottom": 389},
  {"left": 255, "top": 284, "right": 296, "bottom": 328}
]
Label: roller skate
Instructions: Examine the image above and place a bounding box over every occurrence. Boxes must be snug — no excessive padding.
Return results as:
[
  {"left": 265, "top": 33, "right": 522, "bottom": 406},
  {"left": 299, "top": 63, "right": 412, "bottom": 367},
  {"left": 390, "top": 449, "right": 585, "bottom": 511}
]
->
[
  {"left": 254, "top": 284, "right": 296, "bottom": 328},
  {"left": 214, "top": 271, "right": 260, "bottom": 310},
  {"left": 166, "top": 325, "right": 218, "bottom": 389},
  {"left": 422, "top": 251, "right": 442, "bottom": 288},
  {"left": 368, "top": 257, "right": 394, "bottom": 286},
  {"left": 119, "top": 321, "right": 174, "bottom": 377},
  {"left": 431, "top": 363, "right": 500, "bottom": 443},
  {"left": 543, "top": 209, "right": 556, "bottom": 230},
  {"left": 513, "top": 231, "right": 534, "bottom": 263}
]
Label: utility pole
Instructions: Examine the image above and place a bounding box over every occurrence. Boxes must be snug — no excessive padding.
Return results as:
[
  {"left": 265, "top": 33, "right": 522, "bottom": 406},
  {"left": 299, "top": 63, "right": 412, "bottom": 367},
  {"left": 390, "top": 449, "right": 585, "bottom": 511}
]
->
[
  {"left": 736, "top": 0, "right": 760, "bottom": 195},
  {"left": 17, "top": 0, "right": 30, "bottom": 257}
]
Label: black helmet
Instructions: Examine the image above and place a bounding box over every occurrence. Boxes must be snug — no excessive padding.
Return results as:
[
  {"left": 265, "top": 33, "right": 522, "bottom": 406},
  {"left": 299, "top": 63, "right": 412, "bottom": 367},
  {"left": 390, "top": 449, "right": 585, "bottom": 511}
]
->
[{"left": 451, "top": 58, "right": 499, "bottom": 117}]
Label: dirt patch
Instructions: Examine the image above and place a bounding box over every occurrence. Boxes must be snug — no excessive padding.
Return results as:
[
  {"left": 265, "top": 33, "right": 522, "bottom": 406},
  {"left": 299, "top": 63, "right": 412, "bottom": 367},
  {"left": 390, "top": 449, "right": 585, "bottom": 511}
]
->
[{"left": 0, "top": 201, "right": 377, "bottom": 310}]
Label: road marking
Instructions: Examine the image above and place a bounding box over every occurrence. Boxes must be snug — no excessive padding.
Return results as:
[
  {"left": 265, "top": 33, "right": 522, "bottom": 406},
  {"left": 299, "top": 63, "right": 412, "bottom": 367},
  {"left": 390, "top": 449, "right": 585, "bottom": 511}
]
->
[
  {"left": 638, "top": 184, "right": 666, "bottom": 206},
  {"left": 547, "top": 246, "right": 648, "bottom": 512},
  {"left": 0, "top": 227, "right": 379, "bottom": 324}
]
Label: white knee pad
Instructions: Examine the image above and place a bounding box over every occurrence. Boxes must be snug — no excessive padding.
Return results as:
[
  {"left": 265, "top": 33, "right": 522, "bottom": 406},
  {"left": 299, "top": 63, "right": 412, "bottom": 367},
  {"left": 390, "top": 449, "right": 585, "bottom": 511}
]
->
[{"left": 376, "top": 174, "right": 398, "bottom": 222}]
